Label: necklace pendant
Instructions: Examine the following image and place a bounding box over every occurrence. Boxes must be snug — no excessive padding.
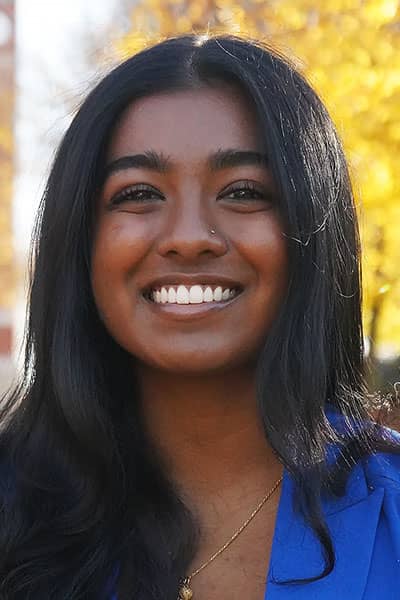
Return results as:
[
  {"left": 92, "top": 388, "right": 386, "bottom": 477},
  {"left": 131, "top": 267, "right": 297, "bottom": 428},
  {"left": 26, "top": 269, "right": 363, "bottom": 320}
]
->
[{"left": 178, "top": 577, "right": 193, "bottom": 599}]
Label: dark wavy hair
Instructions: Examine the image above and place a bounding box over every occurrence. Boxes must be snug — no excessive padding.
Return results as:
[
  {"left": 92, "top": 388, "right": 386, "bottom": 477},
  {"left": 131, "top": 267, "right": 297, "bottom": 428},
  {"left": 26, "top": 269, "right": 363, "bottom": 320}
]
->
[{"left": 0, "top": 33, "right": 398, "bottom": 599}]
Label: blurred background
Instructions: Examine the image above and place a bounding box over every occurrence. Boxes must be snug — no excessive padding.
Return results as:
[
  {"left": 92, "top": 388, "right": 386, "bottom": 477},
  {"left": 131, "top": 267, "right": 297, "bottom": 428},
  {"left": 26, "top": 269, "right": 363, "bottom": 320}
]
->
[{"left": 0, "top": 0, "right": 399, "bottom": 402}]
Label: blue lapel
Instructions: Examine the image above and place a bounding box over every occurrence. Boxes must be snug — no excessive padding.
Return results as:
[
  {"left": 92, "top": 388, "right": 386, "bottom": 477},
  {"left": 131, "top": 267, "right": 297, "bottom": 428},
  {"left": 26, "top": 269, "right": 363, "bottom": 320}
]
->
[{"left": 265, "top": 465, "right": 384, "bottom": 599}]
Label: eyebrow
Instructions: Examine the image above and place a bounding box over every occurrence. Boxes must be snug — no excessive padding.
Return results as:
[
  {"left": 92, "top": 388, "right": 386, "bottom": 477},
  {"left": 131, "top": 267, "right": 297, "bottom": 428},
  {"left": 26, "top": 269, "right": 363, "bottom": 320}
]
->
[{"left": 103, "top": 148, "right": 269, "bottom": 180}]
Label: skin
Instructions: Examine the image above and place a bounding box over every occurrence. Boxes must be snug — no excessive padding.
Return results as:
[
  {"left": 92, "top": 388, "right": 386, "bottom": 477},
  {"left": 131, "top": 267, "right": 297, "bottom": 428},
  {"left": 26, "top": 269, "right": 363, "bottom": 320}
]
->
[{"left": 92, "top": 84, "right": 288, "bottom": 598}]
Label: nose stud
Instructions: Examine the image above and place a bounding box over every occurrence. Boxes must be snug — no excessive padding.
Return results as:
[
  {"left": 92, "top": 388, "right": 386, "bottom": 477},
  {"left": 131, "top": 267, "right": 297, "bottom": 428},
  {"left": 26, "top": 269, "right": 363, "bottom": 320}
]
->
[{"left": 209, "top": 228, "right": 216, "bottom": 235}]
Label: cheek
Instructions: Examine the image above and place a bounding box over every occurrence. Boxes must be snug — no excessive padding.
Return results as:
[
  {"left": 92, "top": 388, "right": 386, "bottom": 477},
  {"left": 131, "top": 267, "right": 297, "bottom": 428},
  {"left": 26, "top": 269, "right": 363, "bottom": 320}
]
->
[
  {"left": 262, "top": 233, "right": 288, "bottom": 289},
  {"left": 234, "top": 215, "right": 288, "bottom": 291},
  {"left": 90, "top": 220, "right": 149, "bottom": 312},
  {"left": 92, "top": 218, "right": 148, "bottom": 271}
]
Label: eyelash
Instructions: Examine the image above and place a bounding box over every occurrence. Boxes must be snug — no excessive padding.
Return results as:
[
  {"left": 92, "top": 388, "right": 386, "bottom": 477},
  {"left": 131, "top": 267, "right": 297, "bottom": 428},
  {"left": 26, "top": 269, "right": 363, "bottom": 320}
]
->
[
  {"left": 109, "top": 181, "right": 271, "bottom": 206},
  {"left": 109, "top": 184, "right": 159, "bottom": 205}
]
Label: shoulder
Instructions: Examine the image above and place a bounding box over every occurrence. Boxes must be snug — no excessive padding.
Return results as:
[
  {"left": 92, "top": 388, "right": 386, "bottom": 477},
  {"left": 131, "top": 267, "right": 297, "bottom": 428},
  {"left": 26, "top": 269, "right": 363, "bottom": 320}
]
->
[
  {"left": 362, "top": 438, "right": 400, "bottom": 488},
  {"left": 325, "top": 407, "right": 400, "bottom": 597},
  {"left": 270, "top": 430, "right": 400, "bottom": 598},
  {"left": 354, "top": 450, "right": 400, "bottom": 598},
  {"left": 324, "top": 403, "right": 400, "bottom": 506}
]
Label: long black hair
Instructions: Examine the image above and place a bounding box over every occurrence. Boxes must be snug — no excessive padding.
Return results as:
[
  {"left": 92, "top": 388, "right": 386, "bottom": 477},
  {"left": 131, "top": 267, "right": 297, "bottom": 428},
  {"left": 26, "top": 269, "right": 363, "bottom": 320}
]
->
[{"left": 0, "top": 33, "right": 398, "bottom": 599}]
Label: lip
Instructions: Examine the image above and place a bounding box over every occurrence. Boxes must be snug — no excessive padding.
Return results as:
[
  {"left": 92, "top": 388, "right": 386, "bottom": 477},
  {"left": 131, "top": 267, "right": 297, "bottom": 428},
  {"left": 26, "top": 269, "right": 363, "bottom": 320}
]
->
[{"left": 142, "top": 288, "right": 244, "bottom": 322}]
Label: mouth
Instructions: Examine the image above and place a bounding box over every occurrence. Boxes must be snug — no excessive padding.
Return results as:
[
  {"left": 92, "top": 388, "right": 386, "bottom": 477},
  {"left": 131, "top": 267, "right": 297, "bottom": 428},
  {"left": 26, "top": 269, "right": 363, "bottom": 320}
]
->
[{"left": 142, "top": 284, "right": 244, "bottom": 321}]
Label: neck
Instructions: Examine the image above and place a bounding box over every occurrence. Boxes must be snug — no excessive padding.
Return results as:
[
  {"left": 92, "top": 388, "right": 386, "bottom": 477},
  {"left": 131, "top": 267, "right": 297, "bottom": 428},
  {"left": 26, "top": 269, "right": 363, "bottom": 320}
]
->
[{"left": 135, "top": 364, "right": 282, "bottom": 524}]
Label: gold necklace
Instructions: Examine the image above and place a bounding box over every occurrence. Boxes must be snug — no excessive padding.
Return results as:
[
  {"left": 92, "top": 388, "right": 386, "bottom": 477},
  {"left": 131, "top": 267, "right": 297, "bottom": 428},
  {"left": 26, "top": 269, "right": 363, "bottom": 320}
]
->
[{"left": 177, "top": 474, "right": 283, "bottom": 600}]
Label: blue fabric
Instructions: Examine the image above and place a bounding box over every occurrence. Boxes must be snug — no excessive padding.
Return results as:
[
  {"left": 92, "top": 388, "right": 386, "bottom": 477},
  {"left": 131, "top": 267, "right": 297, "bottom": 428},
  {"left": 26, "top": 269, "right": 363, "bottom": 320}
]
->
[
  {"left": 265, "top": 410, "right": 400, "bottom": 599},
  {"left": 265, "top": 453, "right": 400, "bottom": 598}
]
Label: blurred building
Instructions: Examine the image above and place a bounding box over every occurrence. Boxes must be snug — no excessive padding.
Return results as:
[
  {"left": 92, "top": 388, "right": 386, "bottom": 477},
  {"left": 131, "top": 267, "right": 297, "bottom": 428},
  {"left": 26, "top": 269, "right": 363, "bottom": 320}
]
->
[{"left": 0, "top": 0, "right": 15, "bottom": 393}]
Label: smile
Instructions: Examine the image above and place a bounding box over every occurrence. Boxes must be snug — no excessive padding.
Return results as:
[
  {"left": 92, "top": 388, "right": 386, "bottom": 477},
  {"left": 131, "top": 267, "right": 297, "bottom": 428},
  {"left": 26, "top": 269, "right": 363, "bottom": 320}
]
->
[
  {"left": 142, "top": 284, "right": 244, "bottom": 321},
  {"left": 146, "top": 284, "right": 241, "bottom": 305}
]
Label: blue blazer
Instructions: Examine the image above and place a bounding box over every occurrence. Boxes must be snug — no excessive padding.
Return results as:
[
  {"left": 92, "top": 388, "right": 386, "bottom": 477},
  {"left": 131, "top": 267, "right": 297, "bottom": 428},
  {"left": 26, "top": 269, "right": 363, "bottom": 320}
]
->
[
  {"left": 264, "top": 412, "right": 400, "bottom": 599},
  {"left": 265, "top": 449, "right": 400, "bottom": 598}
]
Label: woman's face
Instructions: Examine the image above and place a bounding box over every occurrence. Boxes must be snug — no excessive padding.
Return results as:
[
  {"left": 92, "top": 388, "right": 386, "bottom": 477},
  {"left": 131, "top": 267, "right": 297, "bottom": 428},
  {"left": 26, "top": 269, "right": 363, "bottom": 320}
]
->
[{"left": 91, "top": 85, "right": 288, "bottom": 374}]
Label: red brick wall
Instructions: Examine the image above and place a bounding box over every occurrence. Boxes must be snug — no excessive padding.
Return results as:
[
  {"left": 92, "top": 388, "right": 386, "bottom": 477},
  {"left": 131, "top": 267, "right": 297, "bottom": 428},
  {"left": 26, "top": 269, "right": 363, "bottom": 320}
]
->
[{"left": 0, "top": 325, "right": 11, "bottom": 355}]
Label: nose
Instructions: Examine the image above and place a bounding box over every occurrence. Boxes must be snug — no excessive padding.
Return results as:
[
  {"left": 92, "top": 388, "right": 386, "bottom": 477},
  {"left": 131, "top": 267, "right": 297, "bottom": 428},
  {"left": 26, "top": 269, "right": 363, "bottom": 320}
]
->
[{"left": 156, "top": 195, "right": 228, "bottom": 260}]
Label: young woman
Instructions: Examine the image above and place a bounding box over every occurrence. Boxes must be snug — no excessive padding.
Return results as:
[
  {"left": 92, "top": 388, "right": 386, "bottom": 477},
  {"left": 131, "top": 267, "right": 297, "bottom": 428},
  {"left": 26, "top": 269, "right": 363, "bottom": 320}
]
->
[{"left": 1, "top": 34, "right": 399, "bottom": 600}]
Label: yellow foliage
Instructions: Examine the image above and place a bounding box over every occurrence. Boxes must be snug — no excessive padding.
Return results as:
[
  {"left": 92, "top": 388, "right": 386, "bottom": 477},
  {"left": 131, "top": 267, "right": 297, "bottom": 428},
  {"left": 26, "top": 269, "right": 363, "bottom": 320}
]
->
[{"left": 114, "top": 0, "right": 400, "bottom": 356}]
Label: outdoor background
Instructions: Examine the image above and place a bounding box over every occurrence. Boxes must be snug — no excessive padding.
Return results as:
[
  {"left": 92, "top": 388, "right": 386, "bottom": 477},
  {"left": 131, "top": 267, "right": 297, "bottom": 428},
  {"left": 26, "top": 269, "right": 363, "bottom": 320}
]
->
[{"left": 0, "top": 0, "right": 399, "bottom": 403}]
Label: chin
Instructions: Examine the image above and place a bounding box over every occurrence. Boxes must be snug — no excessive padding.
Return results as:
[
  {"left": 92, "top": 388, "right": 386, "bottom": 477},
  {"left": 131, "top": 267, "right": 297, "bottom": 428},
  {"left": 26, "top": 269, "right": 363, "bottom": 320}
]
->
[{"left": 136, "top": 347, "right": 249, "bottom": 375}]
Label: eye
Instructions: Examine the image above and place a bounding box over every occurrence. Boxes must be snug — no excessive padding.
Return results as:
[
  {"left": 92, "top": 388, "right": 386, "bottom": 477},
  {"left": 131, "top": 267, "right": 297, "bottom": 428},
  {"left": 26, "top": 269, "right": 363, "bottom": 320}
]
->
[
  {"left": 109, "top": 184, "right": 164, "bottom": 206},
  {"left": 219, "top": 181, "right": 273, "bottom": 204}
]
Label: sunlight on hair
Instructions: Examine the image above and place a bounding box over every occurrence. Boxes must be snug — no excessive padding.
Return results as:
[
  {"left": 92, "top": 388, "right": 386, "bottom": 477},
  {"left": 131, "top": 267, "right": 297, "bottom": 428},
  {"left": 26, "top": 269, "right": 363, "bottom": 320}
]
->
[{"left": 194, "top": 33, "right": 210, "bottom": 46}]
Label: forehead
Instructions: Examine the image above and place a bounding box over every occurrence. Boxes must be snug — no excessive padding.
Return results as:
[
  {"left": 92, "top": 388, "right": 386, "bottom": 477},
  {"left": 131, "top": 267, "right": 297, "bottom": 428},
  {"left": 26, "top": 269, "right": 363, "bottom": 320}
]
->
[{"left": 107, "top": 85, "right": 263, "bottom": 162}]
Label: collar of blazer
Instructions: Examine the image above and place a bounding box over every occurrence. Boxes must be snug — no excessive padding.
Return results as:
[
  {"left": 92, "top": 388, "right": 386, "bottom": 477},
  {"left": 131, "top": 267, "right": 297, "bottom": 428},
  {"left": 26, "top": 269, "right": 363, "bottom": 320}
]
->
[{"left": 266, "top": 460, "right": 384, "bottom": 599}]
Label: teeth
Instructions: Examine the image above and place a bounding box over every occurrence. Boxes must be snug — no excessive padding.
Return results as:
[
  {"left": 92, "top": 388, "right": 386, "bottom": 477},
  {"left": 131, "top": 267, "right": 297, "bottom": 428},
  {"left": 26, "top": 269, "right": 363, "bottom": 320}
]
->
[
  {"left": 149, "top": 285, "right": 239, "bottom": 304},
  {"left": 176, "top": 285, "right": 189, "bottom": 304},
  {"left": 189, "top": 285, "right": 203, "bottom": 304},
  {"left": 203, "top": 286, "right": 214, "bottom": 302},
  {"left": 213, "top": 286, "right": 222, "bottom": 302},
  {"left": 168, "top": 287, "right": 176, "bottom": 303}
]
